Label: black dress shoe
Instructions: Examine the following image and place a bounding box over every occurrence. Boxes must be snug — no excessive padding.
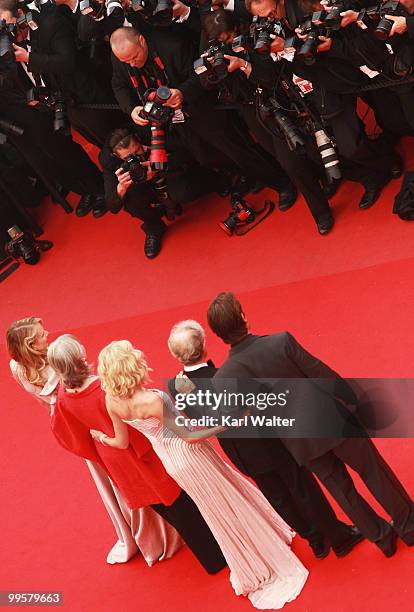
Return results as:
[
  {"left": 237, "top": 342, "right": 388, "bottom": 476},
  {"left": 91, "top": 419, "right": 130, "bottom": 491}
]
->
[
  {"left": 76, "top": 194, "right": 94, "bottom": 217},
  {"left": 278, "top": 185, "right": 298, "bottom": 211},
  {"left": 310, "top": 538, "right": 330, "bottom": 560},
  {"left": 317, "top": 214, "right": 334, "bottom": 235},
  {"left": 375, "top": 524, "right": 398, "bottom": 558},
  {"left": 333, "top": 526, "right": 365, "bottom": 558},
  {"left": 92, "top": 194, "right": 107, "bottom": 218},
  {"left": 359, "top": 186, "right": 382, "bottom": 209},
  {"left": 322, "top": 177, "right": 341, "bottom": 199},
  {"left": 144, "top": 232, "right": 163, "bottom": 259},
  {"left": 391, "top": 156, "right": 404, "bottom": 180}
]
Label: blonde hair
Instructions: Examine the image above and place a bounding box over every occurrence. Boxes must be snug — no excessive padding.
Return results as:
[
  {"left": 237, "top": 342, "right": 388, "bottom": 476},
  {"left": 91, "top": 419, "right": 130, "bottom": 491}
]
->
[
  {"left": 98, "top": 340, "right": 152, "bottom": 399},
  {"left": 6, "top": 317, "right": 48, "bottom": 385},
  {"left": 168, "top": 320, "right": 206, "bottom": 366},
  {"left": 47, "top": 334, "right": 92, "bottom": 389}
]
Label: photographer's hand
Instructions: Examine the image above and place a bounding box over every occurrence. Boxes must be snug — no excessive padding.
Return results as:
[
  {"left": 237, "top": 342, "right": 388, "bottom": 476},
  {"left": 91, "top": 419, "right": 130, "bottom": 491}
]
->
[
  {"left": 385, "top": 15, "right": 408, "bottom": 35},
  {"left": 164, "top": 88, "right": 184, "bottom": 109},
  {"left": 223, "top": 54, "right": 252, "bottom": 76},
  {"left": 131, "top": 106, "right": 149, "bottom": 126},
  {"left": 116, "top": 167, "right": 133, "bottom": 199},
  {"left": 339, "top": 10, "right": 359, "bottom": 27},
  {"left": 270, "top": 35, "right": 285, "bottom": 53},
  {"left": 172, "top": 0, "right": 191, "bottom": 19},
  {"left": 317, "top": 36, "right": 333, "bottom": 52},
  {"left": 12, "top": 43, "right": 29, "bottom": 63}
]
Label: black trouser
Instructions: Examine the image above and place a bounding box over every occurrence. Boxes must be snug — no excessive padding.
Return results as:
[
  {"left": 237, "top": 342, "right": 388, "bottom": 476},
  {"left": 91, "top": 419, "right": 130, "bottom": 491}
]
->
[
  {"left": 0, "top": 104, "right": 103, "bottom": 196},
  {"left": 315, "top": 92, "right": 394, "bottom": 189},
  {"left": 364, "top": 87, "right": 414, "bottom": 138},
  {"left": 240, "top": 104, "right": 332, "bottom": 224},
  {"left": 309, "top": 438, "right": 414, "bottom": 544},
  {"left": 219, "top": 438, "right": 351, "bottom": 549},
  {"left": 152, "top": 490, "right": 227, "bottom": 574},
  {"left": 124, "top": 182, "right": 167, "bottom": 236}
]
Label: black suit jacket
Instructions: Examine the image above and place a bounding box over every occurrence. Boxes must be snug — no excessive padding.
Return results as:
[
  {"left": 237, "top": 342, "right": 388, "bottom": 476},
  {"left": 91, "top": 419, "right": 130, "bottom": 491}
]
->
[
  {"left": 168, "top": 361, "right": 295, "bottom": 476},
  {"left": 214, "top": 332, "right": 361, "bottom": 466}
]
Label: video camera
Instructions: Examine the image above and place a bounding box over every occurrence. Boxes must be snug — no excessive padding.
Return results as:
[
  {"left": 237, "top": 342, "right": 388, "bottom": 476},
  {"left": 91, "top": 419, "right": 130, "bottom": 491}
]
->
[
  {"left": 26, "top": 87, "right": 70, "bottom": 136},
  {"left": 194, "top": 40, "right": 230, "bottom": 85},
  {"left": 5, "top": 225, "right": 53, "bottom": 266},
  {"left": 130, "top": 0, "right": 173, "bottom": 26},
  {"left": 232, "top": 16, "right": 284, "bottom": 56}
]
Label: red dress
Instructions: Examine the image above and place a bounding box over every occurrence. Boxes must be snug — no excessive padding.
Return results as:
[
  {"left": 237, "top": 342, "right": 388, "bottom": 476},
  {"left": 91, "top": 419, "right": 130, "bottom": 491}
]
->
[{"left": 50, "top": 379, "right": 180, "bottom": 509}]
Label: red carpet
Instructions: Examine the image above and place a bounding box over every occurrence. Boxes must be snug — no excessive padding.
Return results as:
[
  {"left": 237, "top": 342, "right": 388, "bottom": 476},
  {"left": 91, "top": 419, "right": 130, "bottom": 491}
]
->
[{"left": 1, "top": 130, "right": 414, "bottom": 611}]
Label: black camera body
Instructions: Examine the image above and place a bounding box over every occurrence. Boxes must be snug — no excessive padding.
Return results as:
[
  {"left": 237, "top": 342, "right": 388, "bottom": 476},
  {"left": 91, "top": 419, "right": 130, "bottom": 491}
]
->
[
  {"left": 5, "top": 226, "right": 53, "bottom": 265},
  {"left": 194, "top": 40, "right": 230, "bottom": 85},
  {"left": 27, "top": 87, "right": 70, "bottom": 136},
  {"left": 219, "top": 194, "right": 256, "bottom": 235},
  {"left": 120, "top": 154, "right": 147, "bottom": 183},
  {"left": 139, "top": 86, "right": 174, "bottom": 125},
  {"left": 80, "top": 0, "right": 105, "bottom": 18},
  {"left": 356, "top": 1, "right": 406, "bottom": 39},
  {"left": 131, "top": 0, "right": 173, "bottom": 25},
  {"left": 232, "top": 16, "right": 284, "bottom": 56},
  {"left": 0, "top": 20, "right": 17, "bottom": 66}
]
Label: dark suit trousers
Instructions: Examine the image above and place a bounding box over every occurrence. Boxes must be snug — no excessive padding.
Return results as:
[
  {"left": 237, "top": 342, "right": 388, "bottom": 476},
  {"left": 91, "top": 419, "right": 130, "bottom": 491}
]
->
[
  {"left": 309, "top": 438, "right": 414, "bottom": 543},
  {"left": 152, "top": 490, "right": 226, "bottom": 574},
  {"left": 252, "top": 458, "right": 352, "bottom": 549}
]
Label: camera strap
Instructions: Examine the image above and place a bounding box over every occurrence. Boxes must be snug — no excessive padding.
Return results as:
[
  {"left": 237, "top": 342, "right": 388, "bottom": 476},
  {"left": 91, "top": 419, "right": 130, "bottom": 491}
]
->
[{"left": 128, "top": 44, "right": 170, "bottom": 104}]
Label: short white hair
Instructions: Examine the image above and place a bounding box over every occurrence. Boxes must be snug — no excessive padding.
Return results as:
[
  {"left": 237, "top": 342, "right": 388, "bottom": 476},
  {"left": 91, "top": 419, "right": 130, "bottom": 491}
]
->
[{"left": 168, "top": 320, "right": 206, "bottom": 366}]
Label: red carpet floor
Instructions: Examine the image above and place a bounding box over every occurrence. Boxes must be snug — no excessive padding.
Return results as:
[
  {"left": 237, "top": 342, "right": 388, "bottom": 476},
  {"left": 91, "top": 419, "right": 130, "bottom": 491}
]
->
[{"left": 1, "top": 131, "right": 414, "bottom": 611}]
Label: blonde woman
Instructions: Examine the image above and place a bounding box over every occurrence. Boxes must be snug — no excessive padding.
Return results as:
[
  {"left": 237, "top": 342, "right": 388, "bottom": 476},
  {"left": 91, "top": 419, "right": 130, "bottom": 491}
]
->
[
  {"left": 6, "top": 319, "right": 183, "bottom": 567},
  {"left": 93, "top": 340, "right": 309, "bottom": 611}
]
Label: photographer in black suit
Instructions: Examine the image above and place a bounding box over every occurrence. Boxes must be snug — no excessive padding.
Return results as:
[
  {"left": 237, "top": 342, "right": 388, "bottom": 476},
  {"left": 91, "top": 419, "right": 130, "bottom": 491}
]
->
[
  {"left": 167, "top": 319, "right": 364, "bottom": 560},
  {"left": 109, "top": 25, "right": 297, "bottom": 203},
  {"left": 100, "top": 127, "right": 222, "bottom": 258},
  {"left": 208, "top": 291, "right": 414, "bottom": 558}
]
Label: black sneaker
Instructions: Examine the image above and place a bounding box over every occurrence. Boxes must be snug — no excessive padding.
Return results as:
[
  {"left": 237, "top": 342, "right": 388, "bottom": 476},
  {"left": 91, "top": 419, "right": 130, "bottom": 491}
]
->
[
  {"left": 144, "top": 232, "right": 163, "bottom": 259},
  {"left": 76, "top": 194, "right": 94, "bottom": 217}
]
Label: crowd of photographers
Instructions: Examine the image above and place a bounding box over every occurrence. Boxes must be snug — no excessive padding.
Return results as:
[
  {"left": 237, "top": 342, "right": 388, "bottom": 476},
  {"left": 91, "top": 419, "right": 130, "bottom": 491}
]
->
[{"left": 1, "top": 0, "right": 414, "bottom": 262}]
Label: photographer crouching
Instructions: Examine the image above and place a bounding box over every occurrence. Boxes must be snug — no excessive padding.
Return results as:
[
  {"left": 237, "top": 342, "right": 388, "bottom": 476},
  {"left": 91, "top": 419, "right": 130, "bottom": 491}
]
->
[{"left": 101, "top": 125, "right": 222, "bottom": 258}]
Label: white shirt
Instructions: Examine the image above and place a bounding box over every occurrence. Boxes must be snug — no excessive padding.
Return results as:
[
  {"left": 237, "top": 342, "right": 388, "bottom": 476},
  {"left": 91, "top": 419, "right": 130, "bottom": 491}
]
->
[{"left": 184, "top": 362, "right": 209, "bottom": 372}]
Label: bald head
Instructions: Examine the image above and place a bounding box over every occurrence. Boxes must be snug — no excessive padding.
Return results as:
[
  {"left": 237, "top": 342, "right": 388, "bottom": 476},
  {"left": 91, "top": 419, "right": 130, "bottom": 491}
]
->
[
  {"left": 110, "top": 27, "right": 148, "bottom": 67},
  {"left": 168, "top": 321, "right": 206, "bottom": 367}
]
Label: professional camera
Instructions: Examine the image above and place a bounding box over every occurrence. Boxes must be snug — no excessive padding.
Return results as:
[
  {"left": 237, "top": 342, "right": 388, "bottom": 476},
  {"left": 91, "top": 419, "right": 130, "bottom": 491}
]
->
[
  {"left": 232, "top": 16, "right": 284, "bottom": 56},
  {"left": 16, "top": 11, "right": 38, "bottom": 31},
  {"left": 5, "top": 225, "right": 53, "bottom": 266},
  {"left": 259, "top": 97, "right": 305, "bottom": 151},
  {"left": 219, "top": 194, "right": 256, "bottom": 235},
  {"left": 0, "top": 20, "right": 17, "bottom": 67},
  {"left": 80, "top": 0, "right": 105, "bottom": 18},
  {"left": 295, "top": 17, "right": 332, "bottom": 65},
  {"left": 139, "top": 86, "right": 174, "bottom": 126},
  {"left": 27, "top": 87, "right": 70, "bottom": 136},
  {"left": 130, "top": 0, "right": 173, "bottom": 26},
  {"left": 356, "top": 1, "right": 407, "bottom": 40},
  {"left": 120, "top": 154, "right": 147, "bottom": 183},
  {"left": 194, "top": 40, "right": 230, "bottom": 85}
]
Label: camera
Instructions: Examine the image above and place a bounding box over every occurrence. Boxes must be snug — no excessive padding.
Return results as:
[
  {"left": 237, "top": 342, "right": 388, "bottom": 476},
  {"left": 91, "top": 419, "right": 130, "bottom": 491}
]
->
[
  {"left": 16, "top": 11, "right": 38, "bottom": 31},
  {"left": 121, "top": 154, "right": 147, "bottom": 183},
  {"left": 27, "top": 88, "right": 70, "bottom": 136},
  {"left": 5, "top": 226, "right": 53, "bottom": 265},
  {"left": 130, "top": 0, "right": 173, "bottom": 26},
  {"left": 356, "top": 1, "right": 407, "bottom": 40},
  {"left": 0, "top": 20, "right": 17, "bottom": 67},
  {"left": 219, "top": 194, "right": 256, "bottom": 235},
  {"left": 232, "top": 16, "right": 284, "bottom": 56},
  {"left": 194, "top": 40, "right": 230, "bottom": 85},
  {"left": 139, "top": 86, "right": 174, "bottom": 126},
  {"left": 295, "top": 17, "right": 331, "bottom": 66},
  {"left": 259, "top": 97, "right": 305, "bottom": 152}
]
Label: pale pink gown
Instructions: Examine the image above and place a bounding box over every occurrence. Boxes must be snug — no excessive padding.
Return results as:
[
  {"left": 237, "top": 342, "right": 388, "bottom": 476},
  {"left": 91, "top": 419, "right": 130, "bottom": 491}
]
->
[{"left": 124, "top": 390, "right": 309, "bottom": 610}]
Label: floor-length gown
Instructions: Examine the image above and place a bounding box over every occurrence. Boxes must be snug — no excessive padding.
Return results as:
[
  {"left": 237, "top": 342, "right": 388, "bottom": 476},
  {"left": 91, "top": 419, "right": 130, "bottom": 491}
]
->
[{"left": 124, "top": 390, "right": 308, "bottom": 610}]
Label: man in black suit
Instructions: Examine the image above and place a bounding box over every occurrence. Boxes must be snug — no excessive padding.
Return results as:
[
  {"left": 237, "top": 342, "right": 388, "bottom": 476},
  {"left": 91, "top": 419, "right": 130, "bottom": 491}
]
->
[
  {"left": 207, "top": 291, "right": 414, "bottom": 557},
  {"left": 109, "top": 25, "right": 297, "bottom": 205},
  {"left": 167, "top": 319, "right": 364, "bottom": 560}
]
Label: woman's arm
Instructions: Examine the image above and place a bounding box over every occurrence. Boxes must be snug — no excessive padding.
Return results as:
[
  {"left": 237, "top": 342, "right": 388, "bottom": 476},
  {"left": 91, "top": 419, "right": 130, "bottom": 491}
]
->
[
  {"left": 151, "top": 395, "right": 227, "bottom": 443},
  {"left": 90, "top": 397, "right": 130, "bottom": 450}
]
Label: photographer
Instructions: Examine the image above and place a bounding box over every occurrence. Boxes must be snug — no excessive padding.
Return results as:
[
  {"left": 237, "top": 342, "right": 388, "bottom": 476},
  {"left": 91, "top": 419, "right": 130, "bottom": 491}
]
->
[
  {"left": 0, "top": 0, "right": 106, "bottom": 217},
  {"left": 110, "top": 25, "right": 297, "bottom": 202},
  {"left": 203, "top": 10, "right": 336, "bottom": 233},
  {"left": 100, "top": 127, "right": 223, "bottom": 258},
  {"left": 245, "top": 0, "right": 402, "bottom": 211}
]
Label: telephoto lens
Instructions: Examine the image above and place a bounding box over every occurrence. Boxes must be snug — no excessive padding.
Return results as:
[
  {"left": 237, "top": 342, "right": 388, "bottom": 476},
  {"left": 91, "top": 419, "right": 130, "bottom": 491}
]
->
[
  {"left": 53, "top": 94, "right": 71, "bottom": 136},
  {"left": 314, "top": 129, "right": 341, "bottom": 182},
  {"left": 272, "top": 108, "right": 305, "bottom": 151},
  {"left": 374, "top": 16, "right": 394, "bottom": 40}
]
